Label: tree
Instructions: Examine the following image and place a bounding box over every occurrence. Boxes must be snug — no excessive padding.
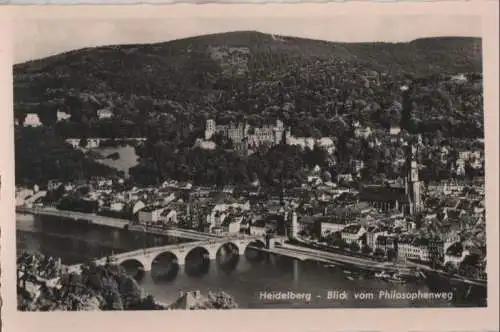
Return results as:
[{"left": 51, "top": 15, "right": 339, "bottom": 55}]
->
[
  {"left": 429, "top": 251, "right": 443, "bottom": 269},
  {"left": 349, "top": 241, "right": 361, "bottom": 253},
  {"left": 17, "top": 252, "right": 39, "bottom": 291},
  {"left": 444, "top": 261, "right": 458, "bottom": 276},
  {"left": 79, "top": 136, "right": 88, "bottom": 149},
  {"left": 17, "top": 252, "right": 167, "bottom": 311},
  {"left": 361, "top": 245, "right": 372, "bottom": 254},
  {"left": 207, "top": 291, "right": 238, "bottom": 309},
  {"left": 322, "top": 170, "right": 332, "bottom": 183},
  {"left": 374, "top": 248, "right": 385, "bottom": 258},
  {"left": 337, "top": 238, "right": 348, "bottom": 250}
]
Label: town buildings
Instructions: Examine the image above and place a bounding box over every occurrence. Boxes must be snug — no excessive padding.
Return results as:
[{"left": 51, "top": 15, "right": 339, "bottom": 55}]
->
[
  {"left": 340, "top": 224, "right": 367, "bottom": 246},
  {"left": 397, "top": 236, "right": 432, "bottom": 262}
]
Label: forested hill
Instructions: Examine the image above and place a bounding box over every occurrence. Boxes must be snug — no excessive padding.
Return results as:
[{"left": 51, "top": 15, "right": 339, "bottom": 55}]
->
[
  {"left": 13, "top": 31, "right": 484, "bottom": 187},
  {"left": 13, "top": 31, "right": 482, "bottom": 138}
]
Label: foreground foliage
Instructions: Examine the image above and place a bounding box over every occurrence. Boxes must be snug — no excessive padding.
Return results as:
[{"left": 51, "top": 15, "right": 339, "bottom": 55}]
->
[{"left": 17, "top": 251, "right": 239, "bottom": 311}]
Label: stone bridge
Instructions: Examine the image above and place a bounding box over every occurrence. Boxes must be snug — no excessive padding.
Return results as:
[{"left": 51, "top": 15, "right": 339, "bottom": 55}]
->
[{"left": 69, "top": 235, "right": 267, "bottom": 273}]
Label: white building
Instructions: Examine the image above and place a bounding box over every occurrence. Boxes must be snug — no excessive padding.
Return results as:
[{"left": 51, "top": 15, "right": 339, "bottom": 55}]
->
[
  {"left": 316, "top": 137, "right": 336, "bottom": 154},
  {"left": 337, "top": 174, "right": 353, "bottom": 183},
  {"left": 16, "top": 188, "right": 35, "bottom": 206},
  {"left": 223, "top": 216, "right": 244, "bottom": 234},
  {"left": 206, "top": 201, "right": 251, "bottom": 227},
  {"left": 390, "top": 126, "right": 401, "bottom": 135},
  {"left": 366, "top": 227, "right": 386, "bottom": 249},
  {"left": 398, "top": 242, "right": 431, "bottom": 262},
  {"left": 286, "top": 136, "right": 315, "bottom": 150},
  {"left": 97, "top": 109, "right": 114, "bottom": 120},
  {"left": 250, "top": 225, "right": 267, "bottom": 237},
  {"left": 354, "top": 126, "right": 372, "bottom": 139},
  {"left": 319, "top": 221, "right": 345, "bottom": 237},
  {"left": 24, "top": 113, "right": 42, "bottom": 127},
  {"left": 138, "top": 206, "right": 164, "bottom": 224},
  {"left": 341, "top": 224, "right": 366, "bottom": 246},
  {"left": 193, "top": 139, "right": 216, "bottom": 150},
  {"left": 160, "top": 209, "right": 177, "bottom": 225},
  {"left": 65, "top": 138, "right": 101, "bottom": 149},
  {"left": 132, "top": 200, "right": 146, "bottom": 214},
  {"left": 57, "top": 111, "right": 71, "bottom": 122},
  {"left": 110, "top": 202, "right": 125, "bottom": 212},
  {"left": 204, "top": 119, "right": 216, "bottom": 140}
]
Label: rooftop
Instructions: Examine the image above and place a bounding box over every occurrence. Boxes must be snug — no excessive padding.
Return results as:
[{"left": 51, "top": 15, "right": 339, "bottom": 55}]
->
[{"left": 359, "top": 185, "right": 408, "bottom": 203}]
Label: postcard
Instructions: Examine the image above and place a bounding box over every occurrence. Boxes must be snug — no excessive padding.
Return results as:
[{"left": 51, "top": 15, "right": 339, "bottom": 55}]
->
[{"left": 0, "top": 3, "right": 498, "bottom": 332}]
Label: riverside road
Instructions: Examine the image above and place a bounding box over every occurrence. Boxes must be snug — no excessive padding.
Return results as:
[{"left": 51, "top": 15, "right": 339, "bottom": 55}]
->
[{"left": 16, "top": 206, "right": 222, "bottom": 241}]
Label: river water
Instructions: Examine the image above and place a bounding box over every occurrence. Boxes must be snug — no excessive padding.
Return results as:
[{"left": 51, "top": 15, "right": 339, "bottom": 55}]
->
[{"left": 17, "top": 213, "right": 467, "bottom": 308}]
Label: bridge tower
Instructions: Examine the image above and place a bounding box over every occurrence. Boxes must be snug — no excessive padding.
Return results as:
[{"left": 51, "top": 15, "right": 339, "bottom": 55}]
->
[{"left": 288, "top": 210, "right": 298, "bottom": 240}]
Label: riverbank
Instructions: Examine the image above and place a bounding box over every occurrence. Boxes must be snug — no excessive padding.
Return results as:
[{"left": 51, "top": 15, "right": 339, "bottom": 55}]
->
[
  {"left": 17, "top": 206, "right": 130, "bottom": 229},
  {"left": 16, "top": 207, "right": 219, "bottom": 241},
  {"left": 278, "top": 240, "right": 412, "bottom": 274},
  {"left": 281, "top": 240, "right": 487, "bottom": 297}
]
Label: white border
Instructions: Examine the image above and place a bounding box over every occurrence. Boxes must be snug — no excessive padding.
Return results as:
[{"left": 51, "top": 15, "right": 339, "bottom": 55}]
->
[{"left": 1, "top": 3, "right": 498, "bottom": 332}]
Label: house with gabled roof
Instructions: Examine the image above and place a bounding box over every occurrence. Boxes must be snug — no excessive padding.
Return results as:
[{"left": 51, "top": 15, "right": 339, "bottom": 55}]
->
[
  {"left": 160, "top": 208, "right": 177, "bottom": 225},
  {"left": 341, "top": 224, "right": 367, "bottom": 246}
]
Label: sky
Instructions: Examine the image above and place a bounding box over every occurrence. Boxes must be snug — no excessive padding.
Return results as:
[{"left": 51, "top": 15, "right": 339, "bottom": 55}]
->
[{"left": 14, "top": 15, "right": 482, "bottom": 64}]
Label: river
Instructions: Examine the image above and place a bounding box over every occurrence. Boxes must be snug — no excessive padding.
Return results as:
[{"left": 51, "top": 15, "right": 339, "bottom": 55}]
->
[{"left": 17, "top": 213, "right": 475, "bottom": 308}]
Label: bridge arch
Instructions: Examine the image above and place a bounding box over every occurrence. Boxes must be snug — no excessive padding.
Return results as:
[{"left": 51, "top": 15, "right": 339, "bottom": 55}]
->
[
  {"left": 184, "top": 246, "right": 212, "bottom": 277},
  {"left": 117, "top": 258, "right": 146, "bottom": 280},
  {"left": 243, "top": 239, "right": 267, "bottom": 262},
  {"left": 216, "top": 241, "right": 243, "bottom": 255},
  {"left": 150, "top": 251, "right": 181, "bottom": 282},
  {"left": 244, "top": 239, "right": 266, "bottom": 251},
  {"left": 215, "top": 242, "right": 241, "bottom": 272}
]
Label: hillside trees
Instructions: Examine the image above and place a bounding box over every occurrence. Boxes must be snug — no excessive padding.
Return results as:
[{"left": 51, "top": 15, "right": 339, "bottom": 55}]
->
[{"left": 17, "top": 252, "right": 165, "bottom": 311}]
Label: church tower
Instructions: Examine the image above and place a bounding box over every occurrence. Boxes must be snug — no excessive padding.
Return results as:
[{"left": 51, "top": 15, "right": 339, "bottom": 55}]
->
[
  {"left": 401, "top": 84, "right": 422, "bottom": 216},
  {"left": 406, "top": 144, "right": 422, "bottom": 215}
]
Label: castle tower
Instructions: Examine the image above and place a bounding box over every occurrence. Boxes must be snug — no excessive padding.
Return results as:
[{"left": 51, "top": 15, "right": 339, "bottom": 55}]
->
[{"left": 204, "top": 119, "right": 216, "bottom": 140}]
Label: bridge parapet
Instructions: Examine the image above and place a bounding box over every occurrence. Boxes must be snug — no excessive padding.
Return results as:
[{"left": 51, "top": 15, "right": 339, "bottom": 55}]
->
[{"left": 72, "top": 235, "right": 266, "bottom": 272}]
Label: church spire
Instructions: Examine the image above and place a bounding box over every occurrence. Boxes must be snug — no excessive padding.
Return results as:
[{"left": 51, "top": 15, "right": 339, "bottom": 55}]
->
[
  {"left": 401, "top": 84, "right": 422, "bottom": 216},
  {"left": 400, "top": 84, "right": 417, "bottom": 135}
]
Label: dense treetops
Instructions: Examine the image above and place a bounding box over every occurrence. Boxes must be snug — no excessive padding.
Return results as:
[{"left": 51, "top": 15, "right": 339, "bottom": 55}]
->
[
  {"left": 13, "top": 31, "right": 484, "bottom": 186},
  {"left": 17, "top": 251, "right": 161, "bottom": 311},
  {"left": 17, "top": 251, "right": 239, "bottom": 311},
  {"left": 14, "top": 31, "right": 482, "bottom": 132}
]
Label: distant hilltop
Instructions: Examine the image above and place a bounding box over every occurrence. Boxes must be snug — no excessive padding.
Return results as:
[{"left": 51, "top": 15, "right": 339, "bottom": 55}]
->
[{"left": 13, "top": 31, "right": 482, "bottom": 142}]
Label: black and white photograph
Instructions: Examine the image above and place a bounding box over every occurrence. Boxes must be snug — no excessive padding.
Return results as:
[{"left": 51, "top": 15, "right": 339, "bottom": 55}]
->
[{"left": 10, "top": 8, "right": 492, "bottom": 313}]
